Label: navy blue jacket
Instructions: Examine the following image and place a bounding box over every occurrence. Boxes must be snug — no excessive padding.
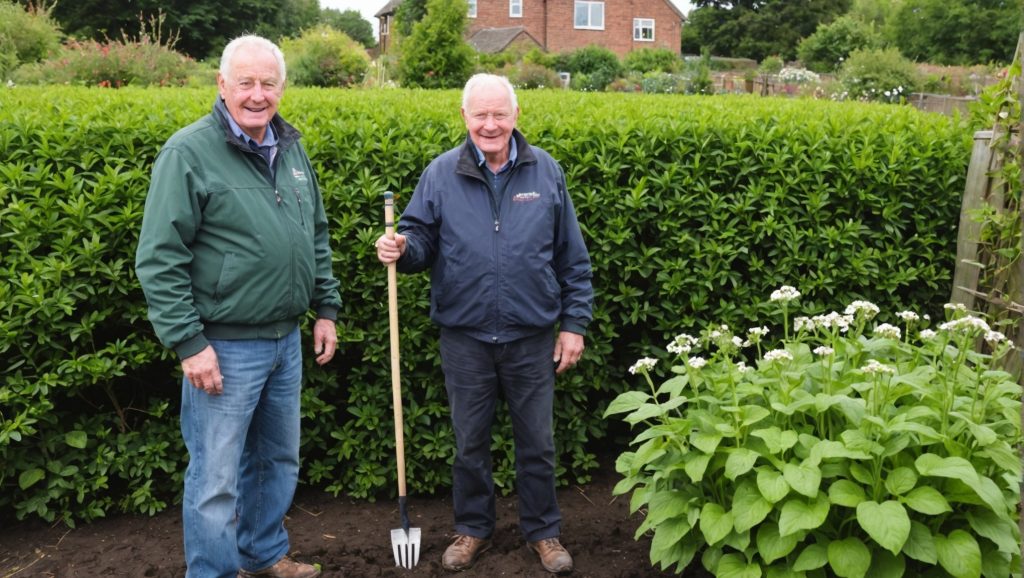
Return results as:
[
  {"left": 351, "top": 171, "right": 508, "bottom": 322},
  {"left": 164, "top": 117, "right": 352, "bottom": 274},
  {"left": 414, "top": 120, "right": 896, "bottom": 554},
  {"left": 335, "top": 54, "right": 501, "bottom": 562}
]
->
[{"left": 397, "top": 129, "right": 593, "bottom": 344}]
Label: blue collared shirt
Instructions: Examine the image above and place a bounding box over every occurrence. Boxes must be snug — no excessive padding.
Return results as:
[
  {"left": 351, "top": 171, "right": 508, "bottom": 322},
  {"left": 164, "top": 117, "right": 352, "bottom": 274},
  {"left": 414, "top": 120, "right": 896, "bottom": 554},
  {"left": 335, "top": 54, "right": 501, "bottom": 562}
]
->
[
  {"left": 471, "top": 137, "right": 517, "bottom": 194},
  {"left": 225, "top": 111, "right": 278, "bottom": 169}
]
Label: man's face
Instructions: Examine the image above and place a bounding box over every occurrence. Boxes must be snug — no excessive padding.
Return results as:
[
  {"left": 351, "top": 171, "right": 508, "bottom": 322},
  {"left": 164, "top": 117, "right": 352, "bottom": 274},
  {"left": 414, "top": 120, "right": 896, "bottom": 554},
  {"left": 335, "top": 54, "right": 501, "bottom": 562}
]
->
[
  {"left": 461, "top": 83, "right": 519, "bottom": 160},
  {"left": 217, "top": 47, "right": 283, "bottom": 142}
]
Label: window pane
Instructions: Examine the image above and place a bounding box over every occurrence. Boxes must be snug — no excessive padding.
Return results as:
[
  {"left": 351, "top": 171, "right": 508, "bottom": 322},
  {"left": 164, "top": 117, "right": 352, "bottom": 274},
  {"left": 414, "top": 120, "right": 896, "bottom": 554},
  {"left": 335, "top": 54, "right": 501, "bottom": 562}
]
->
[
  {"left": 575, "top": 2, "right": 588, "bottom": 27},
  {"left": 592, "top": 3, "right": 604, "bottom": 28}
]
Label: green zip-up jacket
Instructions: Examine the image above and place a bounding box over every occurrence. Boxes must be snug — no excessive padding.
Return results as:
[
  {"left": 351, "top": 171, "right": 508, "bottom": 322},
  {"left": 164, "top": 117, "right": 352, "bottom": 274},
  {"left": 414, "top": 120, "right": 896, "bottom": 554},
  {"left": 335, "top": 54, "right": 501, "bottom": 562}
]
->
[{"left": 135, "top": 99, "right": 341, "bottom": 359}]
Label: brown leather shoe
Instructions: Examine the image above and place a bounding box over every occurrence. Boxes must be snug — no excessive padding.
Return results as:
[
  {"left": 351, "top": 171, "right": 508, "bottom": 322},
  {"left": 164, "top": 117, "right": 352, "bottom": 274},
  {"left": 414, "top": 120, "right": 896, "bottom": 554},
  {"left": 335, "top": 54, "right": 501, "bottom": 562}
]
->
[
  {"left": 442, "top": 534, "right": 492, "bottom": 571},
  {"left": 238, "top": 556, "right": 321, "bottom": 578},
  {"left": 529, "top": 537, "right": 573, "bottom": 574}
]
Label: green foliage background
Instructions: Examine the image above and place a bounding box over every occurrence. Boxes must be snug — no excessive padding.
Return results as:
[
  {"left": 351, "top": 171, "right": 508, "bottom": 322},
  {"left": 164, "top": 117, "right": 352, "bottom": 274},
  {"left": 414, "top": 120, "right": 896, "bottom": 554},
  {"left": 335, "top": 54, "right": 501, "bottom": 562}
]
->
[{"left": 0, "top": 87, "right": 970, "bottom": 525}]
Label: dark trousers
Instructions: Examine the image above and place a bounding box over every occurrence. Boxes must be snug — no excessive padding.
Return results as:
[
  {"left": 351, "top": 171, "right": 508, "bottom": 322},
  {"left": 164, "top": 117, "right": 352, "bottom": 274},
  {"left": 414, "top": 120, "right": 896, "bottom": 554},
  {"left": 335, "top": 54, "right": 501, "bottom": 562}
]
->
[{"left": 439, "top": 328, "right": 561, "bottom": 542}]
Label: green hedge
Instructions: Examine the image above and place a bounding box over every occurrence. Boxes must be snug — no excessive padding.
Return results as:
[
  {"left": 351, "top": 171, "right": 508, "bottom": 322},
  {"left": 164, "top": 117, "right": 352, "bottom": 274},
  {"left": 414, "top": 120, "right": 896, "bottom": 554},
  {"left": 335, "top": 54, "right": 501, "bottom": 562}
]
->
[{"left": 0, "top": 87, "right": 970, "bottom": 525}]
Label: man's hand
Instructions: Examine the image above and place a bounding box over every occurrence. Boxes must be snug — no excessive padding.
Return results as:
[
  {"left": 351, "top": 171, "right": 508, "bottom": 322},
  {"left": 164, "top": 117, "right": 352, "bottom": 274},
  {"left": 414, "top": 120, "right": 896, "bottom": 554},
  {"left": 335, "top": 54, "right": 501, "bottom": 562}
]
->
[
  {"left": 182, "top": 345, "right": 223, "bottom": 395},
  {"left": 313, "top": 318, "right": 338, "bottom": 365},
  {"left": 375, "top": 233, "right": 407, "bottom": 265},
  {"left": 553, "top": 331, "right": 585, "bottom": 375}
]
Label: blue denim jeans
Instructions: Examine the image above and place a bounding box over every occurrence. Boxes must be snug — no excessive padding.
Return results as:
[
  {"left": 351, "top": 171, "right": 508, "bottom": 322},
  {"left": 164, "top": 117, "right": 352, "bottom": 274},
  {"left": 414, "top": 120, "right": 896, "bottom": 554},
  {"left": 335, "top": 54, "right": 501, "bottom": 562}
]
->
[
  {"left": 180, "top": 328, "right": 302, "bottom": 578},
  {"left": 439, "top": 328, "right": 561, "bottom": 542}
]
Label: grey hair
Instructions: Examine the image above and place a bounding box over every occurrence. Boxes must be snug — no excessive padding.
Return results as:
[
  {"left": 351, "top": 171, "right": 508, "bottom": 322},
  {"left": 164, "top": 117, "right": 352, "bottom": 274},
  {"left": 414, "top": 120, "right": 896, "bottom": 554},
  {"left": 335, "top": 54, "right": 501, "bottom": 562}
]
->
[
  {"left": 219, "top": 35, "right": 286, "bottom": 83},
  {"left": 462, "top": 73, "right": 518, "bottom": 111}
]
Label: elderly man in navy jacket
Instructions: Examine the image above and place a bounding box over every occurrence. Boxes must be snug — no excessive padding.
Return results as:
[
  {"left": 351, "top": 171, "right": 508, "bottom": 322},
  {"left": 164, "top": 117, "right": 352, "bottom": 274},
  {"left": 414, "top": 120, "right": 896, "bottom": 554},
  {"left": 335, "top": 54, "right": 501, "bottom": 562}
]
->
[{"left": 375, "top": 73, "right": 593, "bottom": 575}]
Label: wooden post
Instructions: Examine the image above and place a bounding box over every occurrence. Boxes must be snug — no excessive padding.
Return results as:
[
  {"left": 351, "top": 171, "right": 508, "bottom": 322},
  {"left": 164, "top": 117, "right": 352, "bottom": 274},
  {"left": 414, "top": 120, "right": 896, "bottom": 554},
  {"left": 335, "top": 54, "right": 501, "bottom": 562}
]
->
[{"left": 950, "top": 130, "right": 995, "bottom": 309}]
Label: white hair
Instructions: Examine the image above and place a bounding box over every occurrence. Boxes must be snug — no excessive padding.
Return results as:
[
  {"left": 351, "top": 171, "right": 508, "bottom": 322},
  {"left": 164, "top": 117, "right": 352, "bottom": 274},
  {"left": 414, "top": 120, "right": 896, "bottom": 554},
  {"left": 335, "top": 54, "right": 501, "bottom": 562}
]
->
[
  {"left": 462, "top": 73, "right": 518, "bottom": 111},
  {"left": 219, "top": 35, "right": 286, "bottom": 83}
]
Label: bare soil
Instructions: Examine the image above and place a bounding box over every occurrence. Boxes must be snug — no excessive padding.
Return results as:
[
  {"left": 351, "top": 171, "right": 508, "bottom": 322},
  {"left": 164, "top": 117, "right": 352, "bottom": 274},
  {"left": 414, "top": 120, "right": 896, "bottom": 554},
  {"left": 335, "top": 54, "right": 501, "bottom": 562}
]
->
[{"left": 0, "top": 456, "right": 712, "bottom": 578}]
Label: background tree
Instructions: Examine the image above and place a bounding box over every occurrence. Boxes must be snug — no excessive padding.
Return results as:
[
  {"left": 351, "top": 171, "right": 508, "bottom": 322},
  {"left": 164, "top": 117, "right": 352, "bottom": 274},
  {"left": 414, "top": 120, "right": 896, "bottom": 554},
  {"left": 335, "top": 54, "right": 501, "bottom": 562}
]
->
[
  {"left": 0, "top": 0, "right": 61, "bottom": 78},
  {"left": 395, "top": 0, "right": 428, "bottom": 38},
  {"left": 320, "top": 8, "right": 376, "bottom": 48},
  {"left": 14, "top": 0, "right": 318, "bottom": 59},
  {"left": 797, "top": 14, "right": 881, "bottom": 72},
  {"left": 681, "top": 0, "right": 850, "bottom": 61},
  {"left": 398, "top": 0, "right": 474, "bottom": 89},
  {"left": 886, "top": 0, "right": 1020, "bottom": 65}
]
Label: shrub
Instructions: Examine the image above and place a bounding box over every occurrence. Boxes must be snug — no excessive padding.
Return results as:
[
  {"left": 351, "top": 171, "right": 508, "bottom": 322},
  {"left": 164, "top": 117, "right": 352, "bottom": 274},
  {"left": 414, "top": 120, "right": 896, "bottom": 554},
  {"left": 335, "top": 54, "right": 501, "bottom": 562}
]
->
[
  {"left": 778, "top": 67, "right": 821, "bottom": 85},
  {"left": 397, "top": 0, "right": 474, "bottom": 89},
  {"left": 640, "top": 71, "right": 686, "bottom": 94},
  {"left": 281, "top": 24, "right": 370, "bottom": 88},
  {"left": 797, "top": 15, "right": 882, "bottom": 73},
  {"left": 837, "top": 47, "right": 920, "bottom": 103},
  {"left": 0, "top": 0, "right": 61, "bottom": 78},
  {"left": 564, "top": 45, "right": 623, "bottom": 91},
  {"left": 13, "top": 34, "right": 195, "bottom": 87},
  {"left": 609, "top": 288, "right": 1021, "bottom": 576},
  {"left": 623, "top": 47, "right": 680, "bottom": 74},
  {"left": 503, "top": 62, "right": 561, "bottom": 89}
]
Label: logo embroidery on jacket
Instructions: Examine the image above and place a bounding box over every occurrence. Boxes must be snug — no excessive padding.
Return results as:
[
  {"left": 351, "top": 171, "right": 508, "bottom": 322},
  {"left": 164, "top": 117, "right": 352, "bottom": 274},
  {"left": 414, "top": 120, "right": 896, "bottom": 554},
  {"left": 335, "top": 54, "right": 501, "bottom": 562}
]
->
[
  {"left": 513, "top": 192, "right": 540, "bottom": 202},
  {"left": 292, "top": 168, "right": 308, "bottom": 182}
]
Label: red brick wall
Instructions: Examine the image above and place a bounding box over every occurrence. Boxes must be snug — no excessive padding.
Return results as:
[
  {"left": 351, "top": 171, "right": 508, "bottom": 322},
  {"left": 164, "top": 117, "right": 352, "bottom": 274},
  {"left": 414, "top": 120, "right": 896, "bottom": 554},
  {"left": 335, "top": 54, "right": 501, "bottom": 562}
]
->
[{"left": 469, "top": 0, "right": 682, "bottom": 58}]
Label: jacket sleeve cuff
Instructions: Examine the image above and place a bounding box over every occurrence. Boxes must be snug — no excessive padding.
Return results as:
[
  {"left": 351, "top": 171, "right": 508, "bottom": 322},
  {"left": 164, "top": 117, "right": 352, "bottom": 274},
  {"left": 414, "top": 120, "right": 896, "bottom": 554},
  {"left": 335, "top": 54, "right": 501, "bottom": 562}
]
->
[
  {"left": 316, "top": 306, "right": 339, "bottom": 321},
  {"left": 174, "top": 333, "right": 210, "bottom": 360},
  {"left": 559, "top": 318, "right": 588, "bottom": 337}
]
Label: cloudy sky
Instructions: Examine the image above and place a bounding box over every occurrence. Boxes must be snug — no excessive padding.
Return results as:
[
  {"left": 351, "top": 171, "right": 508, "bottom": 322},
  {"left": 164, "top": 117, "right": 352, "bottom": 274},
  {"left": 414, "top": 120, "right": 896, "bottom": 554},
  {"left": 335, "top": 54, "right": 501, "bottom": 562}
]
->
[{"left": 321, "top": 0, "right": 695, "bottom": 36}]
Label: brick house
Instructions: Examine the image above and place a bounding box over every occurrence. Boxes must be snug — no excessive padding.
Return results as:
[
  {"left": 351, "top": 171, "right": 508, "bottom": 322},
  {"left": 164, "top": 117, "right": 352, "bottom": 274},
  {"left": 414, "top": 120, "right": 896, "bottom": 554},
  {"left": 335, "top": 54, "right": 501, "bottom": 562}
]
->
[{"left": 376, "top": 0, "right": 685, "bottom": 58}]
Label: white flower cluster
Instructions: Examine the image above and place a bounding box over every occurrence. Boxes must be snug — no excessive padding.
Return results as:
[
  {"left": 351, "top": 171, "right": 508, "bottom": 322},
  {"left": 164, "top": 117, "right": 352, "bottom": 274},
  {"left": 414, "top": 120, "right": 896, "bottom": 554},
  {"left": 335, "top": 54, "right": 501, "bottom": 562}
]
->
[
  {"left": 794, "top": 316, "right": 814, "bottom": 332},
  {"left": 736, "top": 361, "right": 752, "bottom": 373},
  {"left": 764, "top": 349, "right": 793, "bottom": 363},
  {"left": 895, "top": 311, "right": 920, "bottom": 322},
  {"left": 747, "top": 326, "right": 770, "bottom": 338},
  {"left": 873, "top": 323, "right": 902, "bottom": 340},
  {"left": 844, "top": 300, "right": 880, "bottom": 320},
  {"left": 861, "top": 359, "right": 895, "bottom": 374},
  {"left": 778, "top": 67, "right": 820, "bottom": 84},
  {"left": 629, "top": 357, "right": 658, "bottom": 375},
  {"left": 813, "top": 346, "right": 834, "bottom": 356},
  {"left": 919, "top": 329, "right": 937, "bottom": 340},
  {"left": 688, "top": 356, "right": 708, "bottom": 369},
  {"left": 770, "top": 286, "right": 801, "bottom": 303},
  {"left": 811, "top": 312, "right": 854, "bottom": 333},
  {"left": 944, "top": 303, "right": 968, "bottom": 313},
  {"left": 939, "top": 316, "right": 991, "bottom": 335},
  {"left": 985, "top": 331, "right": 1010, "bottom": 346},
  {"left": 667, "top": 333, "right": 699, "bottom": 355}
]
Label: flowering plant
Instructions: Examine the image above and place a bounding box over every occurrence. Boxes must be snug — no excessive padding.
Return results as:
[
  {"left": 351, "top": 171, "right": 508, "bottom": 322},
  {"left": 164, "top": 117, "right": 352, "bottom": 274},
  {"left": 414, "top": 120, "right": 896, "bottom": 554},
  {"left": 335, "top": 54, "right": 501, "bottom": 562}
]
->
[
  {"left": 778, "top": 67, "right": 821, "bottom": 85},
  {"left": 607, "top": 286, "right": 1021, "bottom": 577}
]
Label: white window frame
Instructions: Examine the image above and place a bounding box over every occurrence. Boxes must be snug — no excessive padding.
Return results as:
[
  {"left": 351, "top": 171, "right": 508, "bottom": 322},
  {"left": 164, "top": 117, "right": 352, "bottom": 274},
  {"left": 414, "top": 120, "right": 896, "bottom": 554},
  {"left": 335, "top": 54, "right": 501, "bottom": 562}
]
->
[
  {"left": 574, "top": 1, "right": 604, "bottom": 30},
  {"left": 633, "top": 18, "right": 655, "bottom": 41},
  {"left": 510, "top": 0, "right": 522, "bottom": 18},
  {"left": 468, "top": 0, "right": 477, "bottom": 18}
]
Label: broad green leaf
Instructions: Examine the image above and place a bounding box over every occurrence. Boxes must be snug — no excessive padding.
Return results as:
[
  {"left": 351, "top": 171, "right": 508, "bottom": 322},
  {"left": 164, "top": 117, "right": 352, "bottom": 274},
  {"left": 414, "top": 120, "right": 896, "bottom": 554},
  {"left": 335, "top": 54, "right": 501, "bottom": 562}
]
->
[
  {"left": 867, "top": 548, "right": 905, "bottom": 578},
  {"left": 18, "top": 468, "right": 44, "bottom": 490},
  {"left": 903, "top": 486, "right": 951, "bottom": 515},
  {"left": 848, "top": 462, "right": 874, "bottom": 485},
  {"left": 632, "top": 437, "right": 667, "bottom": 469},
  {"left": 967, "top": 509, "right": 1019, "bottom": 554},
  {"left": 691, "top": 431, "right": 723, "bottom": 454},
  {"left": 778, "top": 494, "right": 829, "bottom": 536},
  {"left": 915, "top": 454, "right": 978, "bottom": 480},
  {"left": 740, "top": 405, "right": 771, "bottom": 426},
  {"left": 827, "top": 536, "right": 871, "bottom": 578},
  {"left": 752, "top": 426, "right": 798, "bottom": 454},
  {"left": 684, "top": 453, "right": 711, "bottom": 483},
  {"left": 656, "top": 375, "right": 689, "bottom": 397},
  {"left": 977, "top": 442, "right": 1021, "bottom": 475},
  {"left": 970, "top": 475, "right": 1012, "bottom": 521},
  {"left": 765, "top": 565, "right": 806, "bottom": 578},
  {"left": 717, "top": 553, "right": 762, "bottom": 578},
  {"left": 699, "top": 502, "right": 733, "bottom": 545},
  {"left": 646, "top": 488, "right": 689, "bottom": 525},
  {"left": 604, "top": 391, "right": 650, "bottom": 416},
  {"left": 902, "top": 521, "right": 937, "bottom": 564},
  {"left": 650, "top": 515, "right": 692, "bottom": 552},
  {"left": 725, "top": 448, "right": 760, "bottom": 480},
  {"left": 626, "top": 402, "right": 671, "bottom": 424},
  {"left": 828, "top": 479, "right": 866, "bottom": 507},
  {"left": 732, "top": 480, "right": 772, "bottom": 532},
  {"left": 883, "top": 467, "right": 916, "bottom": 496},
  {"left": 935, "top": 530, "right": 982, "bottom": 578},
  {"left": 756, "top": 523, "right": 802, "bottom": 564},
  {"left": 808, "top": 439, "right": 870, "bottom": 463},
  {"left": 856, "top": 500, "right": 910, "bottom": 555},
  {"left": 65, "top": 430, "right": 88, "bottom": 449},
  {"left": 965, "top": 421, "right": 997, "bottom": 446},
  {"left": 793, "top": 543, "right": 829, "bottom": 571},
  {"left": 756, "top": 467, "right": 790, "bottom": 503},
  {"left": 782, "top": 461, "right": 821, "bottom": 498}
]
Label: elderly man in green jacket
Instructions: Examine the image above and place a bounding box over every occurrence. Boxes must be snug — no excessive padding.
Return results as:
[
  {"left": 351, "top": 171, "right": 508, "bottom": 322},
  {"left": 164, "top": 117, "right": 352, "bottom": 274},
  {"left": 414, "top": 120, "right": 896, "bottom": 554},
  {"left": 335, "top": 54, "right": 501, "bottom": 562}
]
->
[{"left": 135, "top": 34, "right": 339, "bottom": 578}]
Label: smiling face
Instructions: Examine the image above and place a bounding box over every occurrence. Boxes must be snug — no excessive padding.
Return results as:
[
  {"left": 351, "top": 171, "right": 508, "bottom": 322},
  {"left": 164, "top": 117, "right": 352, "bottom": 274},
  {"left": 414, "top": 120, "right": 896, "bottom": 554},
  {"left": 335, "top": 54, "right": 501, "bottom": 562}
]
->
[
  {"left": 461, "top": 80, "right": 519, "bottom": 168},
  {"left": 217, "top": 46, "right": 283, "bottom": 143}
]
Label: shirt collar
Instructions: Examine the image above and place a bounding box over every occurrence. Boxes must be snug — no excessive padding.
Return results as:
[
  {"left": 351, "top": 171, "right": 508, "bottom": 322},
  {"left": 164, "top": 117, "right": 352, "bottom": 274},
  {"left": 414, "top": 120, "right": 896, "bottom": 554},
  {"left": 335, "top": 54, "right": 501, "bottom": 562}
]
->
[
  {"left": 471, "top": 136, "right": 517, "bottom": 174},
  {"left": 225, "top": 108, "right": 277, "bottom": 148}
]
